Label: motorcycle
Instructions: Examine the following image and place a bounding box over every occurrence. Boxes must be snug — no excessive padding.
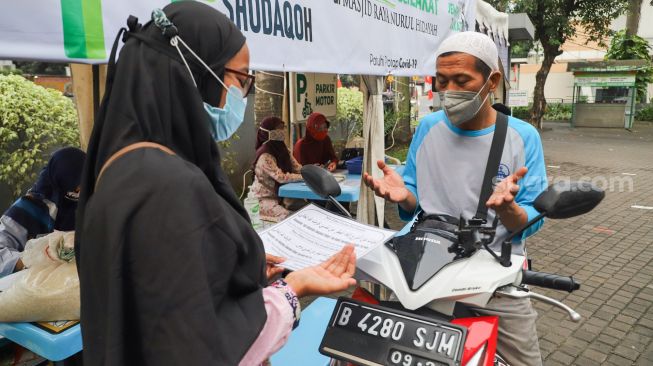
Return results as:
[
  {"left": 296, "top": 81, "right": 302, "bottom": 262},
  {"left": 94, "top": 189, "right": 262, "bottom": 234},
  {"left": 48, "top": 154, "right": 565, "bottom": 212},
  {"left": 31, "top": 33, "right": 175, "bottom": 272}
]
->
[{"left": 300, "top": 165, "right": 604, "bottom": 366}]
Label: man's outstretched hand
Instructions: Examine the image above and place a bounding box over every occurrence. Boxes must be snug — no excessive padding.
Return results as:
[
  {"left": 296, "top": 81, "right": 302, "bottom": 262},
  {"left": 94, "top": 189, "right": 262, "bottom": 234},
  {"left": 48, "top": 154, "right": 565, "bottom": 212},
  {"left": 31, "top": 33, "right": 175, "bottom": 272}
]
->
[{"left": 363, "top": 160, "right": 410, "bottom": 203}]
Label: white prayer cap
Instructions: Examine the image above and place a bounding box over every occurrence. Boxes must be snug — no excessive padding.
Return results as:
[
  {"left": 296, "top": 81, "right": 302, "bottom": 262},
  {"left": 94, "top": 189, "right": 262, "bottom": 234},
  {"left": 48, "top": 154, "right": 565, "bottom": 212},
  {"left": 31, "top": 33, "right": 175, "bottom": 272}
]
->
[{"left": 435, "top": 32, "right": 499, "bottom": 71}]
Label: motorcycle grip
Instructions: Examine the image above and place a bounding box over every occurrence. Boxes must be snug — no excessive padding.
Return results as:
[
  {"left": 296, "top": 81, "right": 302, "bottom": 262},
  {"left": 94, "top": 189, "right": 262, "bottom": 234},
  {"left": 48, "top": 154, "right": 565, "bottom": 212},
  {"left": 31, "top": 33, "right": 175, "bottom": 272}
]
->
[{"left": 521, "top": 270, "right": 580, "bottom": 292}]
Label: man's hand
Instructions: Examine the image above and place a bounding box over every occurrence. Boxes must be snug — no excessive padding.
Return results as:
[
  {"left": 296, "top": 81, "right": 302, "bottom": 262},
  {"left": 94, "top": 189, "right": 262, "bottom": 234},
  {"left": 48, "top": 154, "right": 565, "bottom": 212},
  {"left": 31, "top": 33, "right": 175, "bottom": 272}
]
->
[
  {"left": 327, "top": 161, "right": 337, "bottom": 172},
  {"left": 363, "top": 160, "right": 417, "bottom": 213},
  {"left": 284, "top": 245, "right": 357, "bottom": 298},
  {"left": 363, "top": 161, "right": 411, "bottom": 203},
  {"left": 265, "top": 254, "right": 286, "bottom": 281},
  {"left": 487, "top": 166, "right": 528, "bottom": 230}
]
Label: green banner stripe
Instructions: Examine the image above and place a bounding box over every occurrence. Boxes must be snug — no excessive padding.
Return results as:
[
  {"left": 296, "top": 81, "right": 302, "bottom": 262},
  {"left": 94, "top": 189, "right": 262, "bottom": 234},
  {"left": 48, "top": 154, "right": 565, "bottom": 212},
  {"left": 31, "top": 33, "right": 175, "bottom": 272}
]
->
[
  {"left": 61, "top": 0, "right": 87, "bottom": 58},
  {"left": 82, "top": 0, "right": 106, "bottom": 59},
  {"left": 61, "top": 0, "right": 106, "bottom": 59}
]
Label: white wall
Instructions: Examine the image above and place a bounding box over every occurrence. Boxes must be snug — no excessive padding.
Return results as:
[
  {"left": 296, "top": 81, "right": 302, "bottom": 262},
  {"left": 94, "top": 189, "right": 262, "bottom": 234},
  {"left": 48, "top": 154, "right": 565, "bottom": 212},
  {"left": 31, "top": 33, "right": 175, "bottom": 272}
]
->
[{"left": 516, "top": 69, "right": 575, "bottom": 104}]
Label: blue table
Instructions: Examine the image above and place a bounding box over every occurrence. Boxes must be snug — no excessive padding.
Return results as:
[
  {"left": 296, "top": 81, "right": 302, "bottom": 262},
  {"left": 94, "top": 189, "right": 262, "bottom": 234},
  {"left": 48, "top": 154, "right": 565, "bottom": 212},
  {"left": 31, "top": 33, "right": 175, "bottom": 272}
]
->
[
  {"left": 278, "top": 165, "right": 405, "bottom": 203},
  {"left": 0, "top": 322, "right": 81, "bottom": 362},
  {"left": 279, "top": 171, "right": 362, "bottom": 202}
]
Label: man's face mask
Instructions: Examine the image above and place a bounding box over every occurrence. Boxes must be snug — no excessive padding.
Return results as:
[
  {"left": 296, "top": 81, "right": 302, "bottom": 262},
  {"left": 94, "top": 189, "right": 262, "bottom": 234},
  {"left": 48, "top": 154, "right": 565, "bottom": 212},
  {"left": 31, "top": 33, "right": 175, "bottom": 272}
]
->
[
  {"left": 438, "top": 76, "right": 492, "bottom": 127},
  {"left": 260, "top": 127, "right": 285, "bottom": 143},
  {"left": 170, "top": 36, "right": 248, "bottom": 141}
]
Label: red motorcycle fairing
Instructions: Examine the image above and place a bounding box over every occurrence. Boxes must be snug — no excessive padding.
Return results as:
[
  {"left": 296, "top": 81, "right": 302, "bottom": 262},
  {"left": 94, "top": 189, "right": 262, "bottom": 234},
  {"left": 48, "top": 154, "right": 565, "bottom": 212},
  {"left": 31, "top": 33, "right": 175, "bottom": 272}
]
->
[
  {"left": 451, "top": 316, "right": 499, "bottom": 366},
  {"left": 351, "top": 287, "right": 381, "bottom": 305}
]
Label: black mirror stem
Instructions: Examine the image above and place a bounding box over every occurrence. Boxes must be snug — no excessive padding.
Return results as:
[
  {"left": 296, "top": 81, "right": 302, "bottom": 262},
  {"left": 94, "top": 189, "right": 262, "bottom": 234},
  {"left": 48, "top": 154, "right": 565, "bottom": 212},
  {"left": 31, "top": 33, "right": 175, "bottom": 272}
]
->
[
  {"left": 328, "top": 196, "right": 353, "bottom": 218},
  {"left": 499, "top": 211, "right": 547, "bottom": 267},
  {"left": 500, "top": 241, "right": 512, "bottom": 267}
]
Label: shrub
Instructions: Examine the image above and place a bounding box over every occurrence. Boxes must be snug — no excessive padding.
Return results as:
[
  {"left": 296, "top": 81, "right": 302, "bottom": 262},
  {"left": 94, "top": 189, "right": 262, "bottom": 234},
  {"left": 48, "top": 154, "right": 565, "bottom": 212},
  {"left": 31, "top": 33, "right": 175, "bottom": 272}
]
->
[
  {"left": 512, "top": 106, "right": 531, "bottom": 120},
  {"left": 635, "top": 106, "right": 653, "bottom": 121},
  {"left": 605, "top": 30, "right": 653, "bottom": 103},
  {"left": 544, "top": 103, "right": 572, "bottom": 121},
  {"left": 0, "top": 75, "right": 80, "bottom": 197},
  {"left": 510, "top": 103, "right": 572, "bottom": 121}
]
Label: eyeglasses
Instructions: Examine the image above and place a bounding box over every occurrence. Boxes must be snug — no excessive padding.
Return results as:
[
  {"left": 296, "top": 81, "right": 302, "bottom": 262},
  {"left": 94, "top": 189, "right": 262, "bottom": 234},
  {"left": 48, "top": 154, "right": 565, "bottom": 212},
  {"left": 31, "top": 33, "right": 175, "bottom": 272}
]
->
[{"left": 225, "top": 68, "right": 255, "bottom": 97}]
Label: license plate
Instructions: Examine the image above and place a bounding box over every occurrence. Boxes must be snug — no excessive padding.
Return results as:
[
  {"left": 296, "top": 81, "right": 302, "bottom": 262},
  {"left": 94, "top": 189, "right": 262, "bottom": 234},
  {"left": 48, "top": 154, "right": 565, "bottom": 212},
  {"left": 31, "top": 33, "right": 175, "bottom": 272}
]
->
[{"left": 320, "top": 298, "right": 466, "bottom": 366}]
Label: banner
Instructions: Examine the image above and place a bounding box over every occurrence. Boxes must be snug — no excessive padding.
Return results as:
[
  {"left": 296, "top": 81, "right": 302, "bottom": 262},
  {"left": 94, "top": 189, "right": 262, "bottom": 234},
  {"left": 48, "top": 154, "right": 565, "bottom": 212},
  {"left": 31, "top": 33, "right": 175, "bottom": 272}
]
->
[
  {"left": 289, "top": 72, "right": 337, "bottom": 122},
  {"left": 0, "top": 0, "right": 476, "bottom": 76},
  {"left": 574, "top": 74, "right": 636, "bottom": 87}
]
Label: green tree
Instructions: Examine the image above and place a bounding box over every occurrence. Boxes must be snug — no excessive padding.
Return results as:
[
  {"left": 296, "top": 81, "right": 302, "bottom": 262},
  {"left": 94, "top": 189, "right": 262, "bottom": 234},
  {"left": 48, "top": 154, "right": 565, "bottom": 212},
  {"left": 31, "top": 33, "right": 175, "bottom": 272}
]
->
[
  {"left": 605, "top": 29, "right": 653, "bottom": 102},
  {"left": 339, "top": 75, "right": 361, "bottom": 89},
  {"left": 13, "top": 62, "right": 67, "bottom": 76},
  {"left": 0, "top": 69, "right": 22, "bottom": 76},
  {"left": 336, "top": 87, "right": 364, "bottom": 137},
  {"left": 395, "top": 77, "right": 411, "bottom": 144},
  {"left": 625, "top": 0, "right": 643, "bottom": 36},
  {"left": 0, "top": 75, "right": 80, "bottom": 197},
  {"left": 253, "top": 71, "right": 284, "bottom": 126},
  {"left": 510, "top": 40, "right": 534, "bottom": 58},
  {"left": 517, "top": 0, "right": 628, "bottom": 128}
]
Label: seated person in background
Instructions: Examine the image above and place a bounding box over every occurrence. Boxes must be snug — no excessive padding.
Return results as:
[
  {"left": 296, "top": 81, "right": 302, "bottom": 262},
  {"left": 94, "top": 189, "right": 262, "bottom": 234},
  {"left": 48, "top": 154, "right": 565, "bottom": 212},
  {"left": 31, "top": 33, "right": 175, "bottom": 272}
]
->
[
  {"left": 251, "top": 117, "right": 304, "bottom": 222},
  {"left": 293, "top": 112, "right": 338, "bottom": 172},
  {"left": 0, "top": 147, "right": 86, "bottom": 277}
]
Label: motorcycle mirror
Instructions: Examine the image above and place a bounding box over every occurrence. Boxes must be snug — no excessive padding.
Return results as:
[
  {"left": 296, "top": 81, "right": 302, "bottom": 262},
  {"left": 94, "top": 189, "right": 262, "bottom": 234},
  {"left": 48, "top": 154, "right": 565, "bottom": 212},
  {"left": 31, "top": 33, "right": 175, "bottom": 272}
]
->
[
  {"left": 534, "top": 181, "right": 605, "bottom": 219},
  {"left": 301, "top": 165, "right": 342, "bottom": 199},
  {"left": 301, "top": 165, "right": 352, "bottom": 218},
  {"left": 498, "top": 181, "right": 604, "bottom": 267}
]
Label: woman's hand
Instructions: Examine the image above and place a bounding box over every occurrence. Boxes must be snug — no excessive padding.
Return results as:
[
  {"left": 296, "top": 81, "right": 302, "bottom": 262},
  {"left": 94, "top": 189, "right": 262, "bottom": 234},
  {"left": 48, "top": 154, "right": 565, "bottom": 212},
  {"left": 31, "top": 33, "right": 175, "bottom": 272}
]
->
[
  {"left": 284, "top": 245, "right": 357, "bottom": 298},
  {"left": 13, "top": 259, "right": 24, "bottom": 272},
  {"left": 327, "top": 161, "right": 337, "bottom": 172},
  {"left": 266, "top": 254, "right": 286, "bottom": 280}
]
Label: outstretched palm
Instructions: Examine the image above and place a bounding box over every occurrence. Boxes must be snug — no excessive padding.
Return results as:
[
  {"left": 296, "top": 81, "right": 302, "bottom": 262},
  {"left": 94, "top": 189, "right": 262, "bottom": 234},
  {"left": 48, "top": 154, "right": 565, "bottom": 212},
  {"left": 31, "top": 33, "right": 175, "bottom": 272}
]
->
[
  {"left": 285, "top": 245, "right": 357, "bottom": 297},
  {"left": 363, "top": 161, "right": 409, "bottom": 203}
]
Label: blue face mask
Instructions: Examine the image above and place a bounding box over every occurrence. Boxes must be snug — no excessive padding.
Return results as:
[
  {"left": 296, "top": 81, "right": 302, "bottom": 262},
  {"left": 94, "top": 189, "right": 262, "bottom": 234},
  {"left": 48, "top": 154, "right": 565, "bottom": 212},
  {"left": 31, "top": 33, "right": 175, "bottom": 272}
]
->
[
  {"left": 204, "top": 85, "right": 248, "bottom": 141},
  {"left": 166, "top": 35, "right": 249, "bottom": 142}
]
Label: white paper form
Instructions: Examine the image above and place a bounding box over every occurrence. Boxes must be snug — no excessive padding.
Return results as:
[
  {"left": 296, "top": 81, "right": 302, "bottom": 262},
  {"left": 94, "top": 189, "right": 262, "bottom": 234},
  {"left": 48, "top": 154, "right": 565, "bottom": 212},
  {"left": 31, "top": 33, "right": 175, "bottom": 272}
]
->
[{"left": 258, "top": 205, "right": 396, "bottom": 271}]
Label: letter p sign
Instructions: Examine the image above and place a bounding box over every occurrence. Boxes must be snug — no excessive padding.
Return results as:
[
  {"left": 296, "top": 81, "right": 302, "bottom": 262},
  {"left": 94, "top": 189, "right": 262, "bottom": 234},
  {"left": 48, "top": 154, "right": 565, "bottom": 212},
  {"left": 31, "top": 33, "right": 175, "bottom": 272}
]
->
[{"left": 296, "top": 73, "right": 307, "bottom": 103}]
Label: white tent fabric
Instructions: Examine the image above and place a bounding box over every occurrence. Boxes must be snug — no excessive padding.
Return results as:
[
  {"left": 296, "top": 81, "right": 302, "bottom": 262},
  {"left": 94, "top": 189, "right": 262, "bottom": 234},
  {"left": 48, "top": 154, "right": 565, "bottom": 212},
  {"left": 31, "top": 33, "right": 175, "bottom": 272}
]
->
[
  {"left": 357, "top": 76, "right": 386, "bottom": 227},
  {"left": 476, "top": 0, "right": 509, "bottom": 46},
  {"left": 0, "top": 0, "right": 477, "bottom": 77}
]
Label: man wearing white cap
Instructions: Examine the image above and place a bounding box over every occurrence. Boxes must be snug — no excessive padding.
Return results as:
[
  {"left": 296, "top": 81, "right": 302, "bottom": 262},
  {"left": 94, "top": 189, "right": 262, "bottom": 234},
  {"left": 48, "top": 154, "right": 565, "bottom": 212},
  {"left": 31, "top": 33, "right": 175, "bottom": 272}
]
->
[{"left": 364, "top": 31, "right": 547, "bottom": 365}]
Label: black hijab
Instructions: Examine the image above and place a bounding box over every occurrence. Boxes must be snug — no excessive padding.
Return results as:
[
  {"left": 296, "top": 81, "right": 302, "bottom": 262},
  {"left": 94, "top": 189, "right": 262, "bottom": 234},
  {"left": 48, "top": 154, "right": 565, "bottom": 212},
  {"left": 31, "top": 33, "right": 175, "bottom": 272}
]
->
[
  {"left": 29, "top": 147, "right": 86, "bottom": 230},
  {"left": 76, "top": 3, "right": 247, "bottom": 235},
  {"left": 75, "top": 2, "right": 267, "bottom": 364}
]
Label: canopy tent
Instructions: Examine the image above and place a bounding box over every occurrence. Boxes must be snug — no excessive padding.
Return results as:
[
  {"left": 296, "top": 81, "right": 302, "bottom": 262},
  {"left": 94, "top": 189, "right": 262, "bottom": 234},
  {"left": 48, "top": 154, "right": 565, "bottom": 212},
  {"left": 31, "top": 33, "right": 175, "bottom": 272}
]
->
[
  {"left": 0, "top": 0, "right": 476, "bottom": 76},
  {"left": 1, "top": 0, "right": 514, "bottom": 226}
]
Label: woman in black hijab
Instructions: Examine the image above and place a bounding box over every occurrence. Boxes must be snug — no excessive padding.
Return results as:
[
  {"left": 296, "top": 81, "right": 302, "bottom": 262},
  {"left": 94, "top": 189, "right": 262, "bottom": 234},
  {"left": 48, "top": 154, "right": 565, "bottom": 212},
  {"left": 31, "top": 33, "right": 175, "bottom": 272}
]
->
[
  {"left": 75, "top": 2, "right": 356, "bottom": 365},
  {"left": 0, "top": 147, "right": 85, "bottom": 277}
]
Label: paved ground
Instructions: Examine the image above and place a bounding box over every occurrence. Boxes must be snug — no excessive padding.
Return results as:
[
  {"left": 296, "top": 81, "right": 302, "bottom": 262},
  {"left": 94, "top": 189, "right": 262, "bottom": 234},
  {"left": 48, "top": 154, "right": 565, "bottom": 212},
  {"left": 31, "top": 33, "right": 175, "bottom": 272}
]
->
[
  {"left": 384, "top": 122, "right": 653, "bottom": 365},
  {"left": 528, "top": 122, "right": 653, "bottom": 366}
]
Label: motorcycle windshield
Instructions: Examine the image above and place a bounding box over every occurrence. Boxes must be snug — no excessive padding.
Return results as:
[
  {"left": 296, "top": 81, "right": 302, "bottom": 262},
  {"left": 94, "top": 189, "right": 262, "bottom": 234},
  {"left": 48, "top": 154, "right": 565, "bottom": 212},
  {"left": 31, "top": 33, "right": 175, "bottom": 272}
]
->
[{"left": 389, "top": 229, "right": 458, "bottom": 291}]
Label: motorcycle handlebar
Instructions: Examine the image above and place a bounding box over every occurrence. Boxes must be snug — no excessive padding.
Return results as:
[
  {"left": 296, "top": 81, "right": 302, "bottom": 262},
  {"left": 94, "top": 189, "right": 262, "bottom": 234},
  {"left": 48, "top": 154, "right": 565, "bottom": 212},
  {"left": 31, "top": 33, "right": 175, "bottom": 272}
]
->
[{"left": 521, "top": 270, "right": 580, "bottom": 293}]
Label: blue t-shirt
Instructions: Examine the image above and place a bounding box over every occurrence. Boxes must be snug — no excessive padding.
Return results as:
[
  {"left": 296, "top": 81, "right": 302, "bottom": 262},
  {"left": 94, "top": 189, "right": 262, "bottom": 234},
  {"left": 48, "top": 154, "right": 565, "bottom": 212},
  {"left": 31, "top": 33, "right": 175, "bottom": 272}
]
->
[{"left": 400, "top": 111, "right": 548, "bottom": 254}]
